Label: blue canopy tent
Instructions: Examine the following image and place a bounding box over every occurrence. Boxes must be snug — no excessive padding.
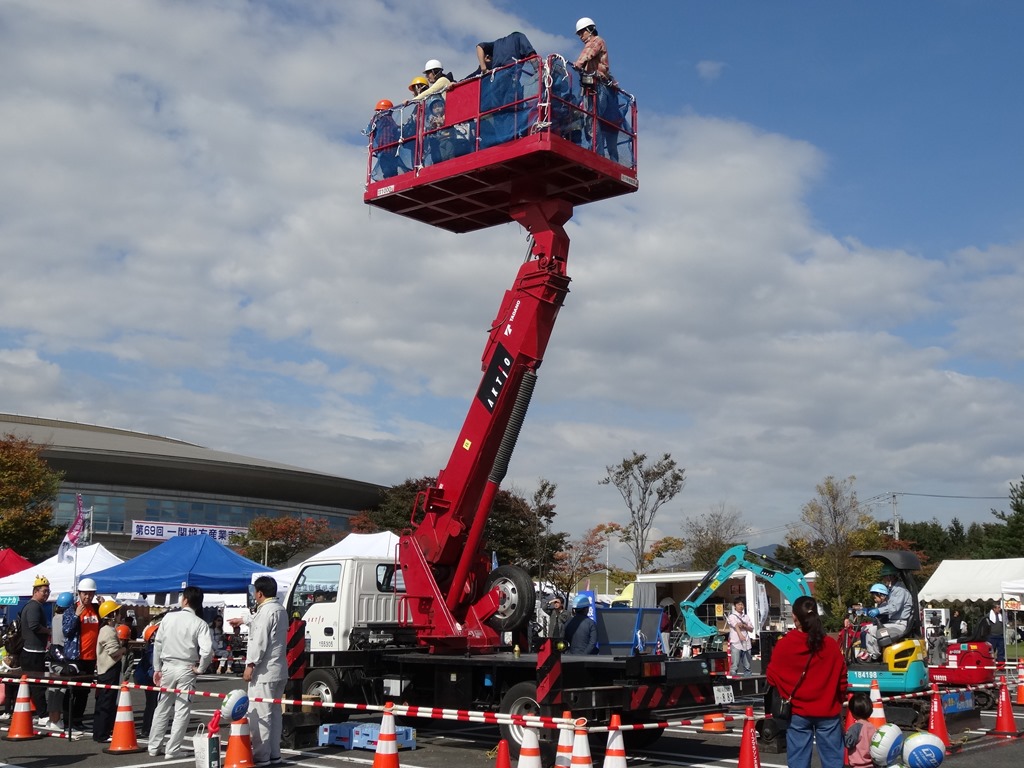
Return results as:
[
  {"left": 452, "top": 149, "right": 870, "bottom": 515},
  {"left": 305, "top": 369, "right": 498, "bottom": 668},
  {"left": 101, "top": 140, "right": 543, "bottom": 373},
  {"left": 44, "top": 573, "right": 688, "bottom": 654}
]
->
[{"left": 85, "top": 535, "right": 266, "bottom": 594}]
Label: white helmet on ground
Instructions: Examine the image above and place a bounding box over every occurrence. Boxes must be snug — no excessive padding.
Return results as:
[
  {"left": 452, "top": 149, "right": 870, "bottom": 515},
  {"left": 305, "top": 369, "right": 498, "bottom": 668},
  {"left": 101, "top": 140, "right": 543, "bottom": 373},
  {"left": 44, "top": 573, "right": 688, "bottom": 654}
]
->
[
  {"left": 78, "top": 578, "right": 97, "bottom": 592},
  {"left": 423, "top": 59, "right": 443, "bottom": 73},
  {"left": 576, "top": 17, "right": 596, "bottom": 33}
]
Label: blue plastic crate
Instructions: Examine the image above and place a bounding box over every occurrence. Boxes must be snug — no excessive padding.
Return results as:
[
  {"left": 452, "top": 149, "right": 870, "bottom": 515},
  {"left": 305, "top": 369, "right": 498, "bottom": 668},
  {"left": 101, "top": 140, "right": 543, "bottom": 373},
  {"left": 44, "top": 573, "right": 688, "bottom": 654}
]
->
[{"left": 317, "top": 722, "right": 416, "bottom": 750}]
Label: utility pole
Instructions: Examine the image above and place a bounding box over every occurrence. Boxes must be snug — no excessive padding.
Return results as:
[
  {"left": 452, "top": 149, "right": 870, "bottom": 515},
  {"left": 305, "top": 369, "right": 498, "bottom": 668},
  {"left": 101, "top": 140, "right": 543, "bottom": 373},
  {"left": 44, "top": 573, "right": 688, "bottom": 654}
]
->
[{"left": 891, "top": 493, "right": 900, "bottom": 541}]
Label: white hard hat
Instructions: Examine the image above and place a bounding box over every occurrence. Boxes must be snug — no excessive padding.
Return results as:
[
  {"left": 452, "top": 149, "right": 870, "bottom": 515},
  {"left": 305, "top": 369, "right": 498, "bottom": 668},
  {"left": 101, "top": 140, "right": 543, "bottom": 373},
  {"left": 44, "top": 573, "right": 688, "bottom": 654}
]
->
[
  {"left": 576, "top": 17, "right": 596, "bottom": 33},
  {"left": 424, "top": 59, "right": 443, "bottom": 73},
  {"left": 78, "top": 577, "right": 97, "bottom": 591}
]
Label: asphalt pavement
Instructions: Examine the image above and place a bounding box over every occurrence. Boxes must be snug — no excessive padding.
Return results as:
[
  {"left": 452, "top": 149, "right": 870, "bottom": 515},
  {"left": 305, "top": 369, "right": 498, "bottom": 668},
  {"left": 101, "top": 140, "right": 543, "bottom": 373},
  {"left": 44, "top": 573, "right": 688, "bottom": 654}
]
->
[{"left": 3, "top": 674, "right": 1024, "bottom": 767}]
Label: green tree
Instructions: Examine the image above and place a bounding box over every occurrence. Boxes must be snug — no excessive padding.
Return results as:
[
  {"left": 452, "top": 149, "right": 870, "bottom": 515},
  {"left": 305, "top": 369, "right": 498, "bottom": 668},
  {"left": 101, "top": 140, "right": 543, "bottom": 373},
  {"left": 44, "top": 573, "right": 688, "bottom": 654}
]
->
[
  {"left": 229, "top": 515, "right": 340, "bottom": 567},
  {"left": 600, "top": 451, "right": 686, "bottom": 574},
  {"left": 683, "top": 502, "right": 750, "bottom": 570},
  {"left": 353, "top": 476, "right": 568, "bottom": 574},
  {"left": 982, "top": 476, "right": 1024, "bottom": 558},
  {"left": 788, "top": 475, "right": 885, "bottom": 625},
  {"left": 0, "top": 434, "right": 64, "bottom": 561}
]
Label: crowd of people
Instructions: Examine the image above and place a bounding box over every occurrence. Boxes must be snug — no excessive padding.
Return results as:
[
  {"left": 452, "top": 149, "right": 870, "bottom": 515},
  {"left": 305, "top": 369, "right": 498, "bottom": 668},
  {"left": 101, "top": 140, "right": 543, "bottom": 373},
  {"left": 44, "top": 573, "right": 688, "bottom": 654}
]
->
[
  {"left": 365, "top": 17, "right": 621, "bottom": 179},
  {"left": 1, "top": 572, "right": 288, "bottom": 768}
]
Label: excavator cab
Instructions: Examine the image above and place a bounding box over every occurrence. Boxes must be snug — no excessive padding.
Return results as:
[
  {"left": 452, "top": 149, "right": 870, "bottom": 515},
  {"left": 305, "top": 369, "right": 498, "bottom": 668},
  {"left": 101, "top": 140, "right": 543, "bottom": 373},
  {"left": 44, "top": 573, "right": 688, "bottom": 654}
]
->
[{"left": 847, "top": 551, "right": 929, "bottom": 695}]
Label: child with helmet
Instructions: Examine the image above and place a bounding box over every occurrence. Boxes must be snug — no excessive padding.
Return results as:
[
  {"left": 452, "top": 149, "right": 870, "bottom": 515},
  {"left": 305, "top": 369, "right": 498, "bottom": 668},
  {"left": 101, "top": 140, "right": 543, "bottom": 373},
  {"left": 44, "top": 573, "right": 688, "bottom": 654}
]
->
[{"left": 92, "top": 598, "right": 125, "bottom": 743}]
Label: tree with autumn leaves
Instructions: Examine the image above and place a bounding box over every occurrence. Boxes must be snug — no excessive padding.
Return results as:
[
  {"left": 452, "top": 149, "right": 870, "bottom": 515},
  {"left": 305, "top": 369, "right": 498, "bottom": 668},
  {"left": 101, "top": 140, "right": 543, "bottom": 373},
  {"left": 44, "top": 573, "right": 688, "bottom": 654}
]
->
[
  {"left": 0, "top": 433, "right": 64, "bottom": 561},
  {"left": 229, "top": 515, "right": 342, "bottom": 567}
]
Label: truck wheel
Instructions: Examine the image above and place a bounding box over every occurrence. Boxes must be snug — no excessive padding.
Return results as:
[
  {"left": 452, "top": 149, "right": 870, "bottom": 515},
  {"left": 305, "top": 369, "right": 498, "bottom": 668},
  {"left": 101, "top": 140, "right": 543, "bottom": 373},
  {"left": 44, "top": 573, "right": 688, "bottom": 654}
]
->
[
  {"left": 498, "top": 681, "right": 544, "bottom": 758},
  {"left": 302, "top": 669, "right": 349, "bottom": 723},
  {"left": 486, "top": 565, "right": 536, "bottom": 633}
]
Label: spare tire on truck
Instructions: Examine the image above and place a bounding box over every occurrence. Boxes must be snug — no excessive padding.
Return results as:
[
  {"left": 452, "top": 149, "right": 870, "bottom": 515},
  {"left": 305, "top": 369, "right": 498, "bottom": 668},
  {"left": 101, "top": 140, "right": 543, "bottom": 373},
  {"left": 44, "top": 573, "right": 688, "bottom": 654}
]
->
[{"left": 485, "top": 565, "right": 535, "bottom": 633}]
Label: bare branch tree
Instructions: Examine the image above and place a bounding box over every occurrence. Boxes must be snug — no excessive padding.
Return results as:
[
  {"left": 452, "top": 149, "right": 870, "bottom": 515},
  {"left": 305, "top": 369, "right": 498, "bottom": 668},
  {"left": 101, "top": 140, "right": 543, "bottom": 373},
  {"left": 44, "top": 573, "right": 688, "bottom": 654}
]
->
[
  {"left": 599, "top": 451, "right": 686, "bottom": 574},
  {"left": 683, "top": 502, "right": 750, "bottom": 570}
]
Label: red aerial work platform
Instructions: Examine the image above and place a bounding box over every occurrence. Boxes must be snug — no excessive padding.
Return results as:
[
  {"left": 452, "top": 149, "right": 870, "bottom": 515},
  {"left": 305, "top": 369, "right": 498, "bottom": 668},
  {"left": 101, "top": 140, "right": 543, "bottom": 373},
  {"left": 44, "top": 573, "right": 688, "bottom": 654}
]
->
[
  {"left": 363, "top": 54, "right": 638, "bottom": 233},
  {"left": 361, "top": 52, "right": 639, "bottom": 650}
]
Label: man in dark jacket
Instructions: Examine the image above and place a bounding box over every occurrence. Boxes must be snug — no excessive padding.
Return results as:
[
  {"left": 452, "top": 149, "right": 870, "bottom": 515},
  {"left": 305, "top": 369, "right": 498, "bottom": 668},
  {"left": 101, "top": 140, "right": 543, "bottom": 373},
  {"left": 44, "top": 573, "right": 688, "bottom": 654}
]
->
[
  {"left": 21, "top": 575, "right": 52, "bottom": 719},
  {"left": 564, "top": 595, "right": 597, "bottom": 654}
]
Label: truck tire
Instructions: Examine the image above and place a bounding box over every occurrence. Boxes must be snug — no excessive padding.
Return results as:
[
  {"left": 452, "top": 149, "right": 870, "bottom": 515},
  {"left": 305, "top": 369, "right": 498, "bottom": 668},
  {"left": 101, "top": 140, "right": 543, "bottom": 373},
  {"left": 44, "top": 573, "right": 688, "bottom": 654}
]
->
[
  {"left": 486, "top": 565, "right": 536, "bottom": 633},
  {"left": 621, "top": 722, "right": 665, "bottom": 750},
  {"left": 498, "top": 681, "right": 552, "bottom": 760},
  {"left": 302, "top": 669, "right": 349, "bottom": 723}
]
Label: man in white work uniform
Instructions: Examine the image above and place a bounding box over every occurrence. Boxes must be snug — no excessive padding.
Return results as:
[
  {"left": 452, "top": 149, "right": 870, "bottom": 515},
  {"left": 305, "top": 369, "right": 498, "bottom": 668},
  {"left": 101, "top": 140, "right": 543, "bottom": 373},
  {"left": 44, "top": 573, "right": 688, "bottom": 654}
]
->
[{"left": 245, "top": 575, "right": 288, "bottom": 767}]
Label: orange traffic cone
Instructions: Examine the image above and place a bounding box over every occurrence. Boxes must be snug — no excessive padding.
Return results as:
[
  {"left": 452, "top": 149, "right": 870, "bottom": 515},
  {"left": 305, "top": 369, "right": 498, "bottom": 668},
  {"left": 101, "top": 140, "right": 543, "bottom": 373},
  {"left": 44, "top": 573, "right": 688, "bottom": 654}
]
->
[
  {"left": 602, "top": 714, "right": 627, "bottom": 768},
  {"left": 554, "top": 711, "right": 575, "bottom": 768},
  {"left": 493, "top": 738, "right": 511, "bottom": 768},
  {"left": 223, "top": 717, "right": 255, "bottom": 768},
  {"left": 738, "top": 706, "right": 761, "bottom": 768},
  {"left": 701, "top": 712, "right": 729, "bottom": 732},
  {"left": 927, "top": 683, "right": 957, "bottom": 753},
  {"left": 570, "top": 718, "right": 593, "bottom": 768},
  {"left": 517, "top": 727, "right": 542, "bottom": 768},
  {"left": 1015, "top": 678, "right": 1024, "bottom": 707},
  {"left": 103, "top": 685, "right": 145, "bottom": 754},
  {"left": 989, "top": 676, "right": 1023, "bottom": 738},
  {"left": 868, "top": 680, "right": 887, "bottom": 729},
  {"left": 372, "top": 703, "right": 400, "bottom": 768},
  {"left": 1, "top": 676, "right": 43, "bottom": 742}
]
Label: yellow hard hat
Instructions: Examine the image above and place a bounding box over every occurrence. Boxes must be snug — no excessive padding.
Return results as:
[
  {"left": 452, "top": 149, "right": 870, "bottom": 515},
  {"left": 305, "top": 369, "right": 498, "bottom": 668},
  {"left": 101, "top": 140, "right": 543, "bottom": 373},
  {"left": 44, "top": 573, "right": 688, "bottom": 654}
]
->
[
  {"left": 408, "top": 76, "right": 428, "bottom": 93},
  {"left": 98, "top": 599, "right": 121, "bottom": 619}
]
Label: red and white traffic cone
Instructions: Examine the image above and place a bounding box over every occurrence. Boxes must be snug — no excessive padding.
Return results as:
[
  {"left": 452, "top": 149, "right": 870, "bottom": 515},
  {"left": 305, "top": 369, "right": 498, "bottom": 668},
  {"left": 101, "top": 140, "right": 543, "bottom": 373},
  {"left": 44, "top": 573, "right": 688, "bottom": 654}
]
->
[
  {"left": 104, "top": 685, "right": 145, "bottom": 754},
  {"left": 372, "top": 703, "right": 400, "bottom": 768},
  {"left": 1, "top": 676, "right": 43, "bottom": 742},
  {"left": 569, "top": 718, "right": 593, "bottom": 768},
  {"left": 554, "top": 711, "right": 574, "bottom": 768},
  {"left": 602, "top": 714, "right": 627, "bottom": 768},
  {"left": 223, "top": 717, "right": 255, "bottom": 768},
  {"left": 517, "top": 727, "right": 542, "bottom": 768},
  {"left": 868, "top": 680, "right": 887, "bottom": 729}
]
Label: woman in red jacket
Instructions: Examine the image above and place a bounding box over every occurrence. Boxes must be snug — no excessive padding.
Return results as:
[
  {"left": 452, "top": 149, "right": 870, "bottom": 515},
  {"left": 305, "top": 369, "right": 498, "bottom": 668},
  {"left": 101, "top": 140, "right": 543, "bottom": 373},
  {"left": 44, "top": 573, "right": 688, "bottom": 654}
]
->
[{"left": 766, "top": 596, "right": 848, "bottom": 768}]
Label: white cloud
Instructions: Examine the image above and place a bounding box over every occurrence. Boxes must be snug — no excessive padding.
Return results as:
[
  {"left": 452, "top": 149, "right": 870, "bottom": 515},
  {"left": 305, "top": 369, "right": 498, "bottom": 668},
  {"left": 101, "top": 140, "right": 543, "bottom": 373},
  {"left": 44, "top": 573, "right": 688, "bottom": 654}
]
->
[
  {"left": 1, "top": 2, "right": 1022, "bottom": 560},
  {"left": 696, "top": 60, "right": 726, "bottom": 82}
]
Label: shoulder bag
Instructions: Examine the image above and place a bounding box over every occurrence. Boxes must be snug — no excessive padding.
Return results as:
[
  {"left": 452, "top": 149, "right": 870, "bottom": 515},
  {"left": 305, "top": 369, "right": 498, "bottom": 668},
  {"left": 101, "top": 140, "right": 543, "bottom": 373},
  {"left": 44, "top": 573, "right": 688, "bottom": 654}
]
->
[{"left": 771, "top": 651, "right": 813, "bottom": 725}]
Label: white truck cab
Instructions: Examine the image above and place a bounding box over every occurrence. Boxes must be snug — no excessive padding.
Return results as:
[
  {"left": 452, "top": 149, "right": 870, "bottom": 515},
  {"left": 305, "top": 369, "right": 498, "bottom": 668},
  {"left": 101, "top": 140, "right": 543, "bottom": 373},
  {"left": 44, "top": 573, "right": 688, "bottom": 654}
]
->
[{"left": 284, "top": 556, "right": 402, "bottom": 652}]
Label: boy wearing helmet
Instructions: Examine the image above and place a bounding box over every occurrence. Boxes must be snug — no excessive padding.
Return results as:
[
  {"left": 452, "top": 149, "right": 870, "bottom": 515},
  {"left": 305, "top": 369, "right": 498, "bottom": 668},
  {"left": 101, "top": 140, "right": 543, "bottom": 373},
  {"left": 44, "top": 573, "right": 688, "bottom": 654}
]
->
[
  {"left": 92, "top": 599, "right": 125, "bottom": 743},
  {"left": 41, "top": 592, "right": 75, "bottom": 731},
  {"left": 366, "top": 99, "right": 404, "bottom": 180},
  {"left": 858, "top": 567, "right": 912, "bottom": 662},
  {"left": 412, "top": 59, "right": 452, "bottom": 103}
]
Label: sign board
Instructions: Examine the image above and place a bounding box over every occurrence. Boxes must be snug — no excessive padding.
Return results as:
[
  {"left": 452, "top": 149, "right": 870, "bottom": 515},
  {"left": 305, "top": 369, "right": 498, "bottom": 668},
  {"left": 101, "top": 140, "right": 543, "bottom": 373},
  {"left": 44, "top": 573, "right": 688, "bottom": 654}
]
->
[
  {"left": 130, "top": 520, "right": 247, "bottom": 542},
  {"left": 1003, "top": 595, "right": 1021, "bottom": 611},
  {"left": 0, "top": 595, "right": 20, "bottom": 606}
]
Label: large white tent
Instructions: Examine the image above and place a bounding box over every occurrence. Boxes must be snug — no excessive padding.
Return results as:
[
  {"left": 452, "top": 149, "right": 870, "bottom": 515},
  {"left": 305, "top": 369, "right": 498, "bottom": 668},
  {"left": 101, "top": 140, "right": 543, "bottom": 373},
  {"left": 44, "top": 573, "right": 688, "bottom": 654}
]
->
[
  {"left": 0, "top": 544, "right": 124, "bottom": 598},
  {"left": 252, "top": 531, "right": 400, "bottom": 599},
  {"left": 919, "top": 558, "right": 1024, "bottom": 603}
]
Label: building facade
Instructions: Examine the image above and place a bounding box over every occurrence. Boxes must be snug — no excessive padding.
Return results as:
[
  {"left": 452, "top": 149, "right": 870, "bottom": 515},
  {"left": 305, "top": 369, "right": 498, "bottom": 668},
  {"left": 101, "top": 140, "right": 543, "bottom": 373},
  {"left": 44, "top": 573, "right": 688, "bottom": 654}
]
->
[{"left": 1, "top": 414, "right": 386, "bottom": 560}]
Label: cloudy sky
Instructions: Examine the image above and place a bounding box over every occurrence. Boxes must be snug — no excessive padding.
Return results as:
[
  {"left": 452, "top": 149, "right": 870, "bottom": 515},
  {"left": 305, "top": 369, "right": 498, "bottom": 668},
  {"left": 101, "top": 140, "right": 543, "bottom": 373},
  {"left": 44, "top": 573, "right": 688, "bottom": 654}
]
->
[{"left": 2, "top": 1, "right": 1022, "bottom": 562}]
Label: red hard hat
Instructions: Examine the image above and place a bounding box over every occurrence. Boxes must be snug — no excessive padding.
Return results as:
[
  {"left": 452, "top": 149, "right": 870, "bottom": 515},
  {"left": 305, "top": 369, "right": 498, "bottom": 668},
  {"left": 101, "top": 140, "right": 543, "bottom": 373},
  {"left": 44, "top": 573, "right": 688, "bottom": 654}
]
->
[
  {"left": 375, "top": 99, "right": 394, "bottom": 111},
  {"left": 143, "top": 623, "right": 159, "bottom": 643},
  {"left": 116, "top": 624, "right": 131, "bottom": 642}
]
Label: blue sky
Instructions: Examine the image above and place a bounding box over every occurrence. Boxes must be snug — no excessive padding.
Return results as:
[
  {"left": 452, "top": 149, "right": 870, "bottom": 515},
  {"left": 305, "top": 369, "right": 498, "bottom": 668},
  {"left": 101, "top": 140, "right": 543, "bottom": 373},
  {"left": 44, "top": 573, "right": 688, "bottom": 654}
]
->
[{"left": 1, "top": 1, "right": 1022, "bottom": 564}]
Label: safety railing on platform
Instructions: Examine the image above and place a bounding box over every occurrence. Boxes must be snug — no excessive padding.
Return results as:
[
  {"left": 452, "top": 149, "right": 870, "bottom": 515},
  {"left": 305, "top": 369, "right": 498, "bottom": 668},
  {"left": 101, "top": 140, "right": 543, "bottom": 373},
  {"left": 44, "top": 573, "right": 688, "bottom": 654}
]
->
[{"left": 365, "top": 54, "right": 637, "bottom": 184}]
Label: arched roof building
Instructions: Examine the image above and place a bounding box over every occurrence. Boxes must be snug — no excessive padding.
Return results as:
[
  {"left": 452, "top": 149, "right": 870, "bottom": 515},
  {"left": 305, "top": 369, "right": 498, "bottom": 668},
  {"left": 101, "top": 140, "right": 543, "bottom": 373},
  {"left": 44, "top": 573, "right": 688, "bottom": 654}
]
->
[{"left": 1, "top": 414, "right": 385, "bottom": 560}]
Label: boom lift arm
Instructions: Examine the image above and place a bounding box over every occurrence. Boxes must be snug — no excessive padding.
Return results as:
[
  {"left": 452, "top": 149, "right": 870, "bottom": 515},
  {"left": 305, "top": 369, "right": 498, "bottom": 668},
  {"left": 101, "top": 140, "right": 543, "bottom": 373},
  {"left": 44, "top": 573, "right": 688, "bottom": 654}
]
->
[
  {"left": 677, "top": 545, "right": 812, "bottom": 638},
  {"left": 398, "top": 199, "right": 574, "bottom": 651}
]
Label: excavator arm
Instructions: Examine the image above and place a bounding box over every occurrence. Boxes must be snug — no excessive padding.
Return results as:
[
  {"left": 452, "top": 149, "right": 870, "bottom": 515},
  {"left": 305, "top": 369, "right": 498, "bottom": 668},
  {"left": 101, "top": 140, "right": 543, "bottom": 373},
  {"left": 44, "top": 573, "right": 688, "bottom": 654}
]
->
[{"left": 678, "top": 545, "right": 812, "bottom": 638}]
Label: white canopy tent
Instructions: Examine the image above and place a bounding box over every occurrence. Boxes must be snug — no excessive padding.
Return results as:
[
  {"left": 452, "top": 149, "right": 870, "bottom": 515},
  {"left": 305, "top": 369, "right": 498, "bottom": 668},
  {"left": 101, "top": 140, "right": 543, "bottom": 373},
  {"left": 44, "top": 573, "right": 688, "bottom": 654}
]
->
[
  {"left": 919, "top": 558, "right": 1024, "bottom": 603},
  {"left": 251, "top": 531, "right": 401, "bottom": 599},
  {"left": 0, "top": 544, "right": 124, "bottom": 598}
]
